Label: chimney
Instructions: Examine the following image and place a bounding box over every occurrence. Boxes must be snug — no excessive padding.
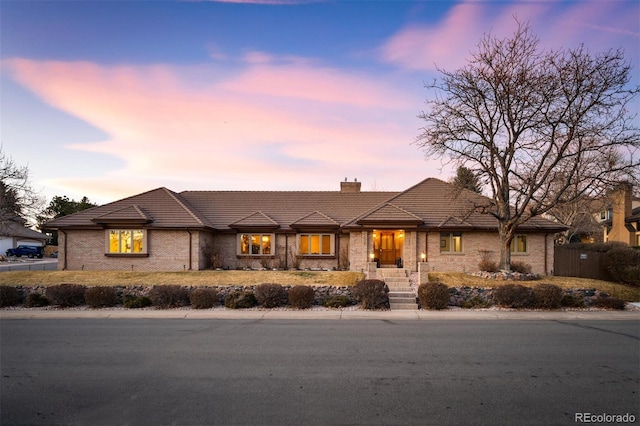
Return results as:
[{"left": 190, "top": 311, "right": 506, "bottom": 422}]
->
[
  {"left": 340, "top": 178, "right": 361, "bottom": 193},
  {"left": 608, "top": 182, "right": 634, "bottom": 245}
]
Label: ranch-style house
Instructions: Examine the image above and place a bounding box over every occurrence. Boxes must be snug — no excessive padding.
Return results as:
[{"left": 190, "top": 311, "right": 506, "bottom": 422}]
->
[{"left": 45, "top": 178, "right": 566, "bottom": 277}]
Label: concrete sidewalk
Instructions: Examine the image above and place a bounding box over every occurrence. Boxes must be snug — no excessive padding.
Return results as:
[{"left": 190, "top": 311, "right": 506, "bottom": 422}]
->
[{"left": 1, "top": 308, "right": 638, "bottom": 320}]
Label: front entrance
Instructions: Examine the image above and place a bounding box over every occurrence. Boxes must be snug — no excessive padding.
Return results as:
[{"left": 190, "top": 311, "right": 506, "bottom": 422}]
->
[{"left": 373, "top": 230, "right": 404, "bottom": 267}]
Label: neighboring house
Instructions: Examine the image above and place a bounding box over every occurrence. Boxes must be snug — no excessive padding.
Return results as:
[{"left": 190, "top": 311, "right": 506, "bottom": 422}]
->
[
  {"left": 603, "top": 183, "right": 640, "bottom": 247},
  {"left": 44, "top": 178, "right": 565, "bottom": 275},
  {"left": 0, "top": 215, "right": 49, "bottom": 255}
]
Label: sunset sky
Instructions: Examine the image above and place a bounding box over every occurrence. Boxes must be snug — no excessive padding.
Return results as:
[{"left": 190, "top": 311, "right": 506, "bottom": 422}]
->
[{"left": 1, "top": 0, "right": 638, "bottom": 205}]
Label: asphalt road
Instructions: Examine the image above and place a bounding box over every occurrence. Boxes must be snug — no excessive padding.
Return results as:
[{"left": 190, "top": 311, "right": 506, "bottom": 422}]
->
[{"left": 1, "top": 319, "right": 638, "bottom": 425}]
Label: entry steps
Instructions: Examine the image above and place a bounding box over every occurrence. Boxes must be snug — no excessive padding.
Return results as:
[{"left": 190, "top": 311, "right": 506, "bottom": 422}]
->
[{"left": 379, "top": 269, "right": 418, "bottom": 310}]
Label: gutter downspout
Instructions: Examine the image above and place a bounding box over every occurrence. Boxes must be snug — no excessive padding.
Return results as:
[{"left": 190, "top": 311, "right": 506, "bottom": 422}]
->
[
  {"left": 544, "top": 233, "right": 549, "bottom": 275},
  {"left": 188, "top": 230, "right": 193, "bottom": 270},
  {"left": 61, "top": 230, "right": 67, "bottom": 270},
  {"left": 285, "top": 233, "right": 289, "bottom": 270}
]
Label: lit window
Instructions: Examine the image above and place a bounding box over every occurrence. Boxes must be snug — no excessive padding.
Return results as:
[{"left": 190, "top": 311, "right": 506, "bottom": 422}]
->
[
  {"left": 299, "top": 234, "right": 333, "bottom": 256},
  {"left": 510, "top": 235, "right": 527, "bottom": 253},
  {"left": 440, "top": 232, "right": 462, "bottom": 253},
  {"left": 239, "top": 234, "right": 272, "bottom": 255},
  {"left": 108, "top": 230, "right": 144, "bottom": 254}
]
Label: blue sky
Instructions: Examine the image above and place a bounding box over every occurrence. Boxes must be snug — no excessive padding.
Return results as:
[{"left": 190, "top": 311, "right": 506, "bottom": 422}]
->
[{"left": 1, "top": 0, "right": 638, "bottom": 204}]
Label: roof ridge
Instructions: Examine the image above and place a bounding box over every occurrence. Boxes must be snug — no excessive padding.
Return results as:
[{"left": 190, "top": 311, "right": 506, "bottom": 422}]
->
[{"left": 162, "top": 188, "right": 206, "bottom": 226}]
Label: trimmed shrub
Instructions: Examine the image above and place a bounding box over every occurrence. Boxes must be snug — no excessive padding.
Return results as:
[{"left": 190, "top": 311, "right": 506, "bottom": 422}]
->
[
  {"left": 322, "top": 295, "right": 351, "bottom": 308},
  {"left": 510, "top": 261, "right": 532, "bottom": 274},
  {"left": 24, "top": 293, "right": 49, "bottom": 308},
  {"left": 84, "top": 287, "right": 118, "bottom": 308},
  {"left": 190, "top": 288, "right": 219, "bottom": 309},
  {"left": 149, "top": 285, "right": 190, "bottom": 309},
  {"left": 288, "top": 285, "right": 315, "bottom": 309},
  {"left": 494, "top": 284, "right": 533, "bottom": 308},
  {"left": 123, "top": 294, "right": 152, "bottom": 309},
  {"left": 418, "top": 282, "right": 450, "bottom": 310},
  {"left": 561, "top": 293, "right": 585, "bottom": 308},
  {"left": 353, "top": 279, "right": 389, "bottom": 310},
  {"left": 0, "top": 286, "right": 22, "bottom": 307},
  {"left": 478, "top": 259, "right": 499, "bottom": 273},
  {"left": 224, "top": 291, "right": 257, "bottom": 309},
  {"left": 532, "top": 284, "right": 563, "bottom": 309},
  {"left": 604, "top": 247, "right": 640, "bottom": 287},
  {"left": 254, "top": 283, "right": 287, "bottom": 308},
  {"left": 592, "top": 296, "right": 626, "bottom": 310},
  {"left": 46, "top": 284, "right": 86, "bottom": 307}
]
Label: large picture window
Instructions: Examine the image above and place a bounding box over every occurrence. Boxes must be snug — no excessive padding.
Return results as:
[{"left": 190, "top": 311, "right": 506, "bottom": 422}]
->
[
  {"left": 239, "top": 234, "right": 273, "bottom": 255},
  {"left": 108, "top": 229, "right": 145, "bottom": 254},
  {"left": 299, "top": 234, "right": 333, "bottom": 256},
  {"left": 510, "top": 235, "right": 527, "bottom": 253},
  {"left": 440, "top": 232, "right": 462, "bottom": 253}
]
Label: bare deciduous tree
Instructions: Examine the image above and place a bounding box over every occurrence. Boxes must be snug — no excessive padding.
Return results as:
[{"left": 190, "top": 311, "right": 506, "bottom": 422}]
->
[
  {"left": 0, "top": 147, "right": 44, "bottom": 227},
  {"left": 416, "top": 21, "right": 639, "bottom": 270}
]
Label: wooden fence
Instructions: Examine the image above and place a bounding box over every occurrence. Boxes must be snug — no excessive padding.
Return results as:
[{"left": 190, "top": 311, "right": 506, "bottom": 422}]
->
[{"left": 553, "top": 246, "right": 612, "bottom": 281}]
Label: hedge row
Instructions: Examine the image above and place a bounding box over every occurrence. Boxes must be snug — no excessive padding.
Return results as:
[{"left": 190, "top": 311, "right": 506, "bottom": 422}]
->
[
  {"left": 0, "top": 283, "right": 362, "bottom": 310},
  {"left": 416, "top": 282, "right": 627, "bottom": 310}
]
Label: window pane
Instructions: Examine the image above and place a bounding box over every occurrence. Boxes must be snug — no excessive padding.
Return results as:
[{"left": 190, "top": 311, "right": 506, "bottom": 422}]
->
[
  {"left": 300, "top": 235, "right": 309, "bottom": 254},
  {"left": 440, "top": 233, "right": 450, "bottom": 252},
  {"left": 310, "top": 235, "right": 320, "bottom": 254},
  {"left": 240, "top": 234, "right": 250, "bottom": 254},
  {"left": 452, "top": 233, "right": 462, "bottom": 252},
  {"left": 262, "top": 235, "right": 271, "bottom": 254},
  {"left": 109, "top": 230, "right": 119, "bottom": 253},
  {"left": 120, "top": 230, "right": 132, "bottom": 253},
  {"left": 517, "top": 235, "right": 526, "bottom": 253},
  {"left": 251, "top": 235, "right": 260, "bottom": 254},
  {"left": 133, "top": 230, "right": 144, "bottom": 253},
  {"left": 321, "top": 235, "right": 331, "bottom": 254}
]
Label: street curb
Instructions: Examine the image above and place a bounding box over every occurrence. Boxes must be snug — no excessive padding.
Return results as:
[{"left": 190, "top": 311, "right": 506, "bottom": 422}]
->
[{"left": 1, "top": 309, "right": 638, "bottom": 320}]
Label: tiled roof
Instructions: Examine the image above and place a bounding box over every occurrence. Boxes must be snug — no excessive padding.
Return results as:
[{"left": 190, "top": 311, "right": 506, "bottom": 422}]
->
[
  {"left": 230, "top": 211, "right": 279, "bottom": 229},
  {"left": 91, "top": 205, "right": 152, "bottom": 224},
  {"left": 355, "top": 203, "right": 423, "bottom": 225},
  {"left": 45, "top": 178, "right": 566, "bottom": 232},
  {"left": 346, "top": 178, "right": 566, "bottom": 231},
  {"left": 291, "top": 211, "right": 340, "bottom": 228},
  {"left": 45, "top": 188, "right": 211, "bottom": 229},
  {"left": 179, "top": 190, "right": 397, "bottom": 231}
]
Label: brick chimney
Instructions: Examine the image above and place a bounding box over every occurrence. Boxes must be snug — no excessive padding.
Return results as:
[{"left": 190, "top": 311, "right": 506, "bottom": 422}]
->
[
  {"left": 340, "top": 178, "right": 361, "bottom": 193},
  {"left": 608, "top": 182, "right": 634, "bottom": 245}
]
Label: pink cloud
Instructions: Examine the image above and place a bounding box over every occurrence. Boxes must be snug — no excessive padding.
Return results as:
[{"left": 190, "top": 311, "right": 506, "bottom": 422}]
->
[
  {"left": 3, "top": 57, "right": 435, "bottom": 201},
  {"left": 380, "top": 1, "right": 637, "bottom": 71}
]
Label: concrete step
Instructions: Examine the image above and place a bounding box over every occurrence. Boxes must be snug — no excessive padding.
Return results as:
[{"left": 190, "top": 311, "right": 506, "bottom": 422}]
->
[
  {"left": 389, "top": 297, "right": 417, "bottom": 304},
  {"left": 389, "top": 302, "right": 418, "bottom": 310},
  {"left": 379, "top": 269, "right": 409, "bottom": 278},
  {"left": 388, "top": 288, "right": 413, "bottom": 294},
  {"left": 389, "top": 291, "right": 414, "bottom": 298}
]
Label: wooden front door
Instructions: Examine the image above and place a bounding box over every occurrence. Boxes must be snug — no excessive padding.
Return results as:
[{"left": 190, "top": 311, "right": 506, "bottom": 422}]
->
[{"left": 379, "top": 232, "right": 396, "bottom": 265}]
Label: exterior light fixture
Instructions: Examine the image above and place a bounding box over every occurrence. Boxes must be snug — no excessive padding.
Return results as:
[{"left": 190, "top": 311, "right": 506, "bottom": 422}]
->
[
  {"left": 421, "top": 252, "right": 426, "bottom": 260},
  {"left": 369, "top": 253, "right": 375, "bottom": 260}
]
